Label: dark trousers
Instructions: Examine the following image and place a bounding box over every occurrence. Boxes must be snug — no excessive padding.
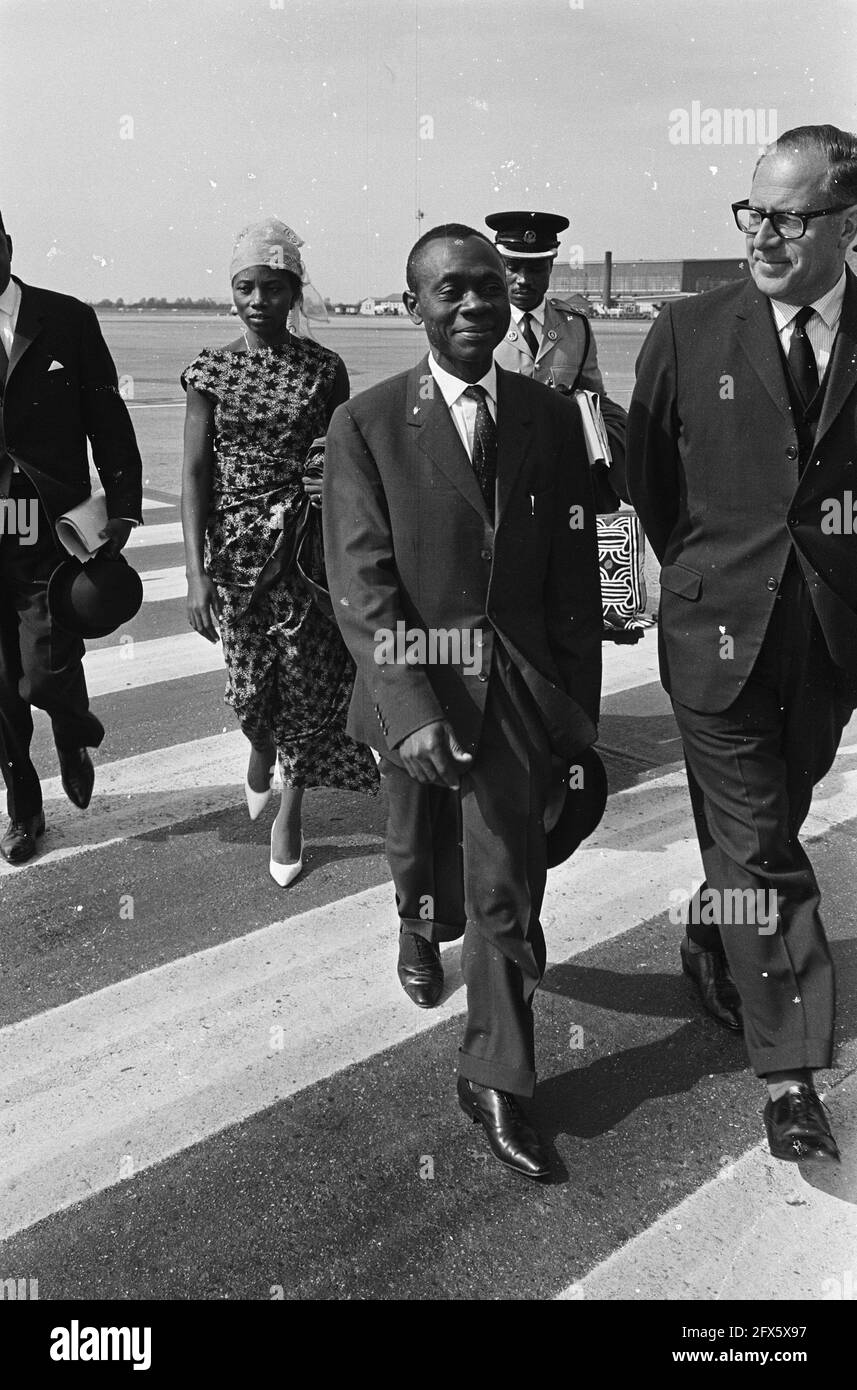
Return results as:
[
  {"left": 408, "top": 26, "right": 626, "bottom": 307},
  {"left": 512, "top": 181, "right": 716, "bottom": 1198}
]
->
[
  {"left": 0, "top": 474, "right": 103, "bottom": 821},
  {"left": 673, "top": 561, "right": 853, "bottom": 1076},
  {"left": 381, "top": 647, "right": 554, "bottom": 1096}
]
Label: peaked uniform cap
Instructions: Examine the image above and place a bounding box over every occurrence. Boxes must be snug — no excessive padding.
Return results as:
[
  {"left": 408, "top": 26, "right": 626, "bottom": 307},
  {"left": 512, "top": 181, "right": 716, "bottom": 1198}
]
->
[{"left": 486, "top": 210, "right": 570, "bottom": 260}]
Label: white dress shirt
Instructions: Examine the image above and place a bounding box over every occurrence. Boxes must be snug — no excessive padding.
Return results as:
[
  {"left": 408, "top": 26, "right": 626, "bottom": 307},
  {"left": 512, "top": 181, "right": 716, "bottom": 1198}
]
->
[
  {"left": 0, "top": 276, "right": 22, "bottom": 358},
  {"left": 427, "top": 353, "right": 497, "bottom": 460},
  {"left": 0, "top": 278, "right": 22, "bottom": 472},
  {"left": 770, "top": 268, "right": 846, "bottom": 380},
  {"left": 510, "top": 300, "right": 544, "bottom": 348}
]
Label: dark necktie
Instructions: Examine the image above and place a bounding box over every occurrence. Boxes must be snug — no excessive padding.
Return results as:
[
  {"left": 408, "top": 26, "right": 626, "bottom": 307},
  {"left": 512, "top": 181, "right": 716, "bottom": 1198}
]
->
[
  {"left": 463, "top": 385, "right": 497, "bottom": 513},
  {"left": 787, "top": 305, "right": 819, "bottom": 407},
  {"left": 520, "top": 311, "right": 539, "bottom": 358},
  {"left": 0, "top": 336, "right": 12, "bottom": 497}
]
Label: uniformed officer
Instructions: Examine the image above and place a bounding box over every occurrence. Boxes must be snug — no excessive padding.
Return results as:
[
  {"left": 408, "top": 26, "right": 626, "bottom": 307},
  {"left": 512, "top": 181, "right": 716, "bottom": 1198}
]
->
[{"left": 486, "top": 210, "right": 628, "bottom": 508}]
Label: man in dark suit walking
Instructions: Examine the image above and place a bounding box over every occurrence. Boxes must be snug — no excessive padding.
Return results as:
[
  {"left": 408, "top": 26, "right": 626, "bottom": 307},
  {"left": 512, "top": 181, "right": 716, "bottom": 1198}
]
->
[
  {"left": 628, "top": 126, "right": 857, "bottom": 1163},
  {"left": 0, "top": 210, "right": 143, "bottom": 864},
  {"left": 324, "top": 224, "right": 602, "bottom": 1177}
]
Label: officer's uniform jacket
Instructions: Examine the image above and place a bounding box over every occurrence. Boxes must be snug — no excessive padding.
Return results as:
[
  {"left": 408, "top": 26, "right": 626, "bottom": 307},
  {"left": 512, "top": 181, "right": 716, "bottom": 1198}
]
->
[{"left": 494, "top": 295, "right": 628, "bottom": 507}]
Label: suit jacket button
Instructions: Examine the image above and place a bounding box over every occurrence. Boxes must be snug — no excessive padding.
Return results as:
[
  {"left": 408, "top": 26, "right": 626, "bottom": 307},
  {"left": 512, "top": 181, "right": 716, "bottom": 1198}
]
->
[
  {"left": 480, "top": 549, "right": 492, "bottom": 561},
  {"left": 788, "top": 515, "right": 799, "bottom": 527},
  {"left": 766, "top": 577, "right": 778, "bottom": 591},
  {"left": 477, "top": 673, "right": 488, "bottom": 682},
  {"left": 786, "top": 445, "right": 798, "bottom": 460}
]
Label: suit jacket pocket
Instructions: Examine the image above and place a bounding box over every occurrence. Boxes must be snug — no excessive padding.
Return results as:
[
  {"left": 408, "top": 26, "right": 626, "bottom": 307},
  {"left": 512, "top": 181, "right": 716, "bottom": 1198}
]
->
[{"left": 659, "top": 562, "right": 702, "bottom": 601}]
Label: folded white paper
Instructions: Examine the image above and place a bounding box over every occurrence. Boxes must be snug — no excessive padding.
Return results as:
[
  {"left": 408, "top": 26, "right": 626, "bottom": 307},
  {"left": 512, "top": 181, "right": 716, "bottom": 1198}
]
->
[
  {"left": 55, "top": 491, "right": 108, "bottom": 561},
  {"left": 575, "top": 389, "right": 613, "bottom": 468}
]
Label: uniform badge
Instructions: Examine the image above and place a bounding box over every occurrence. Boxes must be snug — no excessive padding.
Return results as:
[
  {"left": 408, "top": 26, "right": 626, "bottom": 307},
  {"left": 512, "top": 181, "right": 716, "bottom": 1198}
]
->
[
  {"left": 507, "top": 330, "right": 517, "bottom": 340},
  {"left": 547, "top": 329, "right": 557, "bottom": 340},
  {"left": 524, "top": 230, "right": 536, "bottom": 244}
]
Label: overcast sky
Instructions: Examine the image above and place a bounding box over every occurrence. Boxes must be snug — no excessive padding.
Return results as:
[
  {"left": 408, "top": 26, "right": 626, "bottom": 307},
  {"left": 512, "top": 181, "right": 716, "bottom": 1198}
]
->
[{"left": 3, "top": 0, "right": 856, "bottom": 301}]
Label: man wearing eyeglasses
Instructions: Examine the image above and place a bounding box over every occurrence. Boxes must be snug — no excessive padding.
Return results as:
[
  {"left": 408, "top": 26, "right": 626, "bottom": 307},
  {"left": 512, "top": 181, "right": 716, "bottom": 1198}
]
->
[{"left": 628, "top": 124, "right": 857, "bottom": 1165}]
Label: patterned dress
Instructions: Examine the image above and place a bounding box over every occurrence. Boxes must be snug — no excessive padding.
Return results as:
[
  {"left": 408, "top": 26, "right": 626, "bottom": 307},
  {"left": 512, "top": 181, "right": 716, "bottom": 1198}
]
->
[{"left": 181, "top": 338, "right": 378, "bottom": 794}]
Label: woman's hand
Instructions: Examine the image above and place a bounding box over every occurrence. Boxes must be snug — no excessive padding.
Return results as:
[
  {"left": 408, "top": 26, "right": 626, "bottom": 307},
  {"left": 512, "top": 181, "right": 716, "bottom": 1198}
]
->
[
  {"left": 186, "top": 573, "right": 222, "bottom": 643},
  {"left": 302, "top": 475, "right": 323, "bottom": 509}
]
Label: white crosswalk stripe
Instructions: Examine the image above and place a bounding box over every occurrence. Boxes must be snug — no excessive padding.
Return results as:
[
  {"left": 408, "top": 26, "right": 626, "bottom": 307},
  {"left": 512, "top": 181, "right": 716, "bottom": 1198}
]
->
[
  {"left": 138, "top": 565, "right": 186, "bottom": 602},
  {"left": 83, "top": 630, "right": 224, "bottom": 694},
  {"left": 127, "top": 520, "right": 184, "bottom": 548},
  {"left": 556, "top": 1076, "right": 857, "bottom": 1301}
]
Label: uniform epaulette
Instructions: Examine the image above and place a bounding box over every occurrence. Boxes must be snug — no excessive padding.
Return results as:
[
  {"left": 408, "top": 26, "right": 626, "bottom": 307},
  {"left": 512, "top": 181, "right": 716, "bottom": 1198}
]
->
[{"left": 549, "top": 295, "right": 590, "bottom": 318}]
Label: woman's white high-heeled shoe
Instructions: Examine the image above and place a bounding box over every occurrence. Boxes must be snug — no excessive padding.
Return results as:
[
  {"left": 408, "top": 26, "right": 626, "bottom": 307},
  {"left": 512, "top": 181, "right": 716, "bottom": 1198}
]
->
[
  {"left": 244, "top": 757, "right": 276, "bottom": 821},
  {"left": 269, "top": 825, "right": 304, "bottom": 887}
]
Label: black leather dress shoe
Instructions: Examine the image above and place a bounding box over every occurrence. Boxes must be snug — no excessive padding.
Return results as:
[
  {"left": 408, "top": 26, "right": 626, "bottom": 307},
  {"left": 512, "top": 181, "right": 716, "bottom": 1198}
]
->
[
  {"left": 680, "top": 935, "right": 743, "bottom": 1032},
  {"left": 397, "top": 931, "right": 443, "bottom": 1008},
  {"left": 1, "top": 810, "right": 46, "bottom": 865},
  {"left": 57, "top": 747, "right": 95, "bottom": 809},
  {"left": 457, "top": 1076, "right": 550, "bottom": 1180},
  {"left": 764, "top": 1084, "right": 841, "bottom": 1164}
]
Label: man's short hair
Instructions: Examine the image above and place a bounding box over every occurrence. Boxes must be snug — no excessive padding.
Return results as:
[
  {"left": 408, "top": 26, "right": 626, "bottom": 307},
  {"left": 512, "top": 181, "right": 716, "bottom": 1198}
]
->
[
  {"left": 757, "top": 124, "right": 857, "bottom": 206},
  {"left": 406, "top": 223, "right": 496, "bottom": 293}
]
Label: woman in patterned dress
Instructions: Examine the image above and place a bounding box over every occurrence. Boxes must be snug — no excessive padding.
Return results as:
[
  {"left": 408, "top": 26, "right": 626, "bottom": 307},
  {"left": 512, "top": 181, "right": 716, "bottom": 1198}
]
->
[{"left": 180, "top": 219, "right": 377, "bottom": 885}]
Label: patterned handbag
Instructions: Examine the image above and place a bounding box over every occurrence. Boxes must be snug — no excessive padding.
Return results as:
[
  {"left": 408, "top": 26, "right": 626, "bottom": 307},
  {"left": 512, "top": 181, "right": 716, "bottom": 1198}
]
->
[{"left": 596, "top": 507, "right": 654, "bottom": 641}]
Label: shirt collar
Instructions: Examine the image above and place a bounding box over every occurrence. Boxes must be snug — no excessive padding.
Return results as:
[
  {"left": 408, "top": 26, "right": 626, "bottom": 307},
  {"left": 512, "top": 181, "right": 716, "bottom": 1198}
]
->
[
  {"left": 0, "top": 277, "right": 21, "bottom": 319},
  {"left": 770, "top": 267, "right": 847, "bottom": 333},
  {"left": 510, "top": 299, "right": 545, "bottom": 327},
  {"left": 428, "top": 353, "right": 497, "bottom": 408}
]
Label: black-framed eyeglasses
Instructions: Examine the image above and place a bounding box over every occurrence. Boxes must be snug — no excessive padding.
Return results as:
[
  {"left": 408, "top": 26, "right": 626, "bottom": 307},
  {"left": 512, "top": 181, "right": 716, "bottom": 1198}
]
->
[{"left": 732, "top": 199, "right": 849, "bottom": 240}]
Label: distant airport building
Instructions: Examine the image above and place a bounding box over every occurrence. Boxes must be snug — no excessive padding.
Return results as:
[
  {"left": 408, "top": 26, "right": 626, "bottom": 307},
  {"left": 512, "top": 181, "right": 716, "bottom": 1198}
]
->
[
  {"left": 550, "top": 258, "right": 749, "bottom": 302},
  {"left": 359, "top": 295, "right": 408, "bottom": 317}
]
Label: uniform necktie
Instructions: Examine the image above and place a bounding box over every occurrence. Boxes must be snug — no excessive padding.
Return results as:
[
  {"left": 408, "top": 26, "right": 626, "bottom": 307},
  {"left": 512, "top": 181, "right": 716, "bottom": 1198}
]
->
[
  {"left": 463, "top": 385, "right": 497, "bottom": 512},
  {"left": 787, "top": 305, "right": 819, "bottom": 406},
  {"left": 0, "top": 336, "right": 12, "bottom": 497},
  {"left": 520, "top": 311, "right": 539, "bottom": 358}
]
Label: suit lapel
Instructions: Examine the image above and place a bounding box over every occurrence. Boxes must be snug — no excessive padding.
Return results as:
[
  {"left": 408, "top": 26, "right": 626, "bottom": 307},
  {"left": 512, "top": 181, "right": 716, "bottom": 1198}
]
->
[
  {"left": 405, "top": 356, "right": 491, "bottom": 522},
  {"left": 734, "top": 280, "right": 793, "bottom": 425},
  {"left": 7, "top": 279, "right": 44, "bottom": 383},
  {"left": 813, "top": 267, "right": 857, "bottom": 448},
  {"left": 495, "top": 366, "right": 532, "bottom": 522}
]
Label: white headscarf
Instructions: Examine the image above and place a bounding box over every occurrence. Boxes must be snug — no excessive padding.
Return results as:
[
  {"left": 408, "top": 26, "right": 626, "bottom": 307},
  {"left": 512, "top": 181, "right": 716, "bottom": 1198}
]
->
[{"left": 229, "top": 217, "right": 328, "bottom": 336}]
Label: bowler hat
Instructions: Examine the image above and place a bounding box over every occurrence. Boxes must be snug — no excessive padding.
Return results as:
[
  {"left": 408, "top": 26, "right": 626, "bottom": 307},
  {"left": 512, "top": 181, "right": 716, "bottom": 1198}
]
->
[
  {"left": 47, "top": 553, "right": 143, "bottom": 639},
  {"left": 546, "top": 747, "right": 608, "bottom": 869}
]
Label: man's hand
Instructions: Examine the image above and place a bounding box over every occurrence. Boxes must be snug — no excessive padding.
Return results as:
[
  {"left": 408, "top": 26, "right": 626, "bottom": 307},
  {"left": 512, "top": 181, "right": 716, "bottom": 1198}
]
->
[
  {"left": 98, "top": 518, "right": 134, "bottom": 558},
  {"left": 186, "top": 572, "right": 221, "bottom": 644},
  {"left": 397, "top": 720, "right": 474, "bottom": 788},
  {"left": 302, "top": 475, "right": 323, "bottom": 509}
]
